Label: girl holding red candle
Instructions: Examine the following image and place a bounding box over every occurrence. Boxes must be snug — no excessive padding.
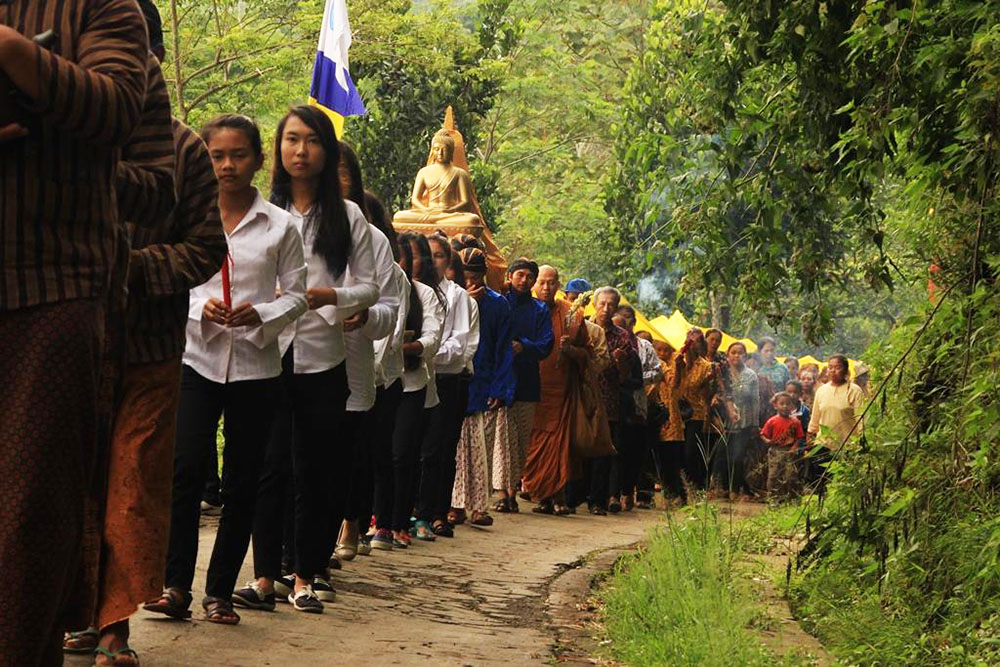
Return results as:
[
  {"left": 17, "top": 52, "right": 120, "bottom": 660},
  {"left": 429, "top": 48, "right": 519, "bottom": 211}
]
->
[{"left": 150, "top": 115, "right": 307, "bottom": 626}]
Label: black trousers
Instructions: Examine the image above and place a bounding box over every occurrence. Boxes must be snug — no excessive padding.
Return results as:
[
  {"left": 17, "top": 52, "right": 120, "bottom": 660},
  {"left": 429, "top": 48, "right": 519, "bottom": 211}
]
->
[
  {"left": 417, "top": 374, "right": 467, "bottom": 522},
  {"left": 345, "top": 407, "right": 376, "bottom": 524},
  {"left": 636, "top": 419, "right": 661, "bottom": 501},
  {"left": 251, "top": 353, "right": 294, "bottom": 580},
  {"left": 371, "top": 380, "right": 404, "bottom": 530},
  {"left": 683, "top": 419, "right": 711, "bottom": 489},
  {"left": 166, "top": 365, "right": 278, "bottom": 598},
  {"left": 325, "top": 409, "right": 363, "bottom": 559},
  {"left": 202, "top": 444, "right": 222, "bottom": 505},
  {"left": 653, "top": 440, "right": 685, "bottom": 499},
  {"left": 252, "top": 353, "right": 348, "bottom": 580},
  {"left": 389, "top": 387, "right": 427, "bottom": 531},
  {"left": 610, "top": 421, "right": 646, "bottom": 499},
  {"left": 579, "top": 420, "right": 617, "bottom": 510},
  {"left": 434, "top": 374, "right": 470, "bottom": 521}
]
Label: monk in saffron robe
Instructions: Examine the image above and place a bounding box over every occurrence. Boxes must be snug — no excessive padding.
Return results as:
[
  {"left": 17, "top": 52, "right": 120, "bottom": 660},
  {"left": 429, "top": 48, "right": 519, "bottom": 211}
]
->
[{"left": 523, "top": 266, "right": 591, "bottom": 513}]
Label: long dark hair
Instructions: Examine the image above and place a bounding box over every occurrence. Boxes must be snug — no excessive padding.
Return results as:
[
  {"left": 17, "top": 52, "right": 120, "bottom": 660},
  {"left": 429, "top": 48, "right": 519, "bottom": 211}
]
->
[
  {"left": 399, "top": 232, "right": 445, "bottom": 304},
  {"left": 364, "top": 189, "right": 398, "bottom": 261},
  {"left": 338, "top": 140, "right": 370, "bottom": 221},
  {"left": 397, "top": 235, "right": 424, "bottom": 351},
  {"left": 270, "top": 106, "right": 351, "bottom": 278}
]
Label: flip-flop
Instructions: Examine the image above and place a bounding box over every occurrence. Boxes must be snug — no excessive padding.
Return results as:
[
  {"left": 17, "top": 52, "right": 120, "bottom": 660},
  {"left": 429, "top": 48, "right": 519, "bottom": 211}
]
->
[
  {"left": 63, "top": 628, "right": 98, "bottom": 654},
  {"left": 93, "top": 645, "right": 140, "bottom": 666}
]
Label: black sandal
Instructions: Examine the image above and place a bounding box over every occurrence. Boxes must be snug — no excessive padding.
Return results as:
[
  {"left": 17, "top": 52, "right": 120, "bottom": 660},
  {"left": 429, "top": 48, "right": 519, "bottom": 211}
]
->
[
  {"left": 202, "top": 597, "right": 240, "bottom": 625},
  {"left": 142, "top": 588, "right": 192, "bottom": 620},
  {"left": 432, "top": 520, "right": 454, "bottom": 537},
  {"left": 493, "top": 498, "right": 512, "bottom": 513},
  {"left": 532, "top": 501, "right": 554, "bottom": 514},
  {"left": 554, "top": 504, "right": 571, "bottom": 516}
]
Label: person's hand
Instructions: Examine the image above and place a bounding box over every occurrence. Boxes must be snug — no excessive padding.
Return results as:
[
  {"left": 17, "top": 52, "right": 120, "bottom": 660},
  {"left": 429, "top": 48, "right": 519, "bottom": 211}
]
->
[
  {"left": 226, "top": 302, "right": 261, "bottom": 327},
  {"left": 487, "top": 397, "right": 501, "bottom": 410},
  {"left": 402, "top": 340, "right": 424, "bottom": 357},
  {"left": 559, "top": 334, "right": 572, "bottom": 350},
  {"left": 203, "top": 298, "right": 230, "bottom": 325},
  {"left": 343, "top": 309, "right": 369, "bottom": 332},
  {"left": 306, "top": 287, "right": 337, "bottom": 310},
  {"left": 512, "top": 340, "right": 523, "bottom": 355},
  {"left": 0, "top": 122, "right": 26, "bottom": 144},
  {"left": 467, "top": 284, "right": 485, "bottom": 301}
]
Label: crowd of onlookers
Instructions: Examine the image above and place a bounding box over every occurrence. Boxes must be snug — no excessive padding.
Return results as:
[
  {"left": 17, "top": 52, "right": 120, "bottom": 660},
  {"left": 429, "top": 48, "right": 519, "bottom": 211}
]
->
[{"left": 635, "top": 329, "right": 869, "bottom": 507}]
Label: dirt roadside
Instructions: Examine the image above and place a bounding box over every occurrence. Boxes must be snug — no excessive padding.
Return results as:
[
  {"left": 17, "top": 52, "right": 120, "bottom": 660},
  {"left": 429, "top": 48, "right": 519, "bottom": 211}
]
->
[{"left": 66, "top": 505, "right": 664, "bottom": 666}]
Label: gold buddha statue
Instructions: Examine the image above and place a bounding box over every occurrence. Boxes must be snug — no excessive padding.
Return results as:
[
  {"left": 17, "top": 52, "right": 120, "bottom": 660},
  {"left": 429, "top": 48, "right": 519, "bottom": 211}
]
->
[{"left": 392, "top": 129, "right": 482, "bottom": 229}]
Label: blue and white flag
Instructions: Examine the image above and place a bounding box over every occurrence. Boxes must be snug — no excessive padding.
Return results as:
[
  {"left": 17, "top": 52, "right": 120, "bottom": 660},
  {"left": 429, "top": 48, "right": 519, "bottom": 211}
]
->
[{"left": 309, "top": 0, "right": 365, "bottom": 137}]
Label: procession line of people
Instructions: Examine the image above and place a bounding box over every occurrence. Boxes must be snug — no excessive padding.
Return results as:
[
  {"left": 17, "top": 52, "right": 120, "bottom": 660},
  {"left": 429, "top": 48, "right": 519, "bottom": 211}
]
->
[{"left": 0, "top": 4, "right": 867, "bottom": 663}]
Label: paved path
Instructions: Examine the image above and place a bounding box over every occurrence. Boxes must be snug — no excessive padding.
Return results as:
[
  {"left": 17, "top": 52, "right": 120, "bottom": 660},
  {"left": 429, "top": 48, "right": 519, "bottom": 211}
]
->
[{"left": 70, "top": 504, "right": 664, "bottom": 666}]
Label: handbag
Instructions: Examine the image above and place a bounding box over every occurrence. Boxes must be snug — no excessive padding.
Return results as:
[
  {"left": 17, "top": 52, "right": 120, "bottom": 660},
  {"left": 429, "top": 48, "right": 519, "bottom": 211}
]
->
[{"left": 569, "top": 363, "right": 616, "bottom": 459}]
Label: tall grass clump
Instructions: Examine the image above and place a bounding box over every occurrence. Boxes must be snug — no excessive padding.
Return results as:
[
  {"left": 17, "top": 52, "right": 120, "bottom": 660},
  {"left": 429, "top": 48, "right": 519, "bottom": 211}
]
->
[{"left": 601, "top": 511, "right": 772, "bottom": 666}]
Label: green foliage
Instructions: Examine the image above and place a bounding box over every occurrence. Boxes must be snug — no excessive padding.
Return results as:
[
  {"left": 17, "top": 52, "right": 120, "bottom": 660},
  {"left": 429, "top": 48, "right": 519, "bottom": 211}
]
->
[
  {"left": 604, "top": 0, "right": 999, "bottom": 344},
  {"left": 601, "top": 510, "right": 774, "bottom": 666},
  {"left": 604, "top": 0, "right": 1000, "bottom": 662},
  {"left": 792, "top": 275, "right": 1000, "bottom": 664},
  {"left": 485, "top": 0, "right": 649, "bottom": 285},
  {"left": 157, "top": 0, "right": 512, "bottom": 215}
]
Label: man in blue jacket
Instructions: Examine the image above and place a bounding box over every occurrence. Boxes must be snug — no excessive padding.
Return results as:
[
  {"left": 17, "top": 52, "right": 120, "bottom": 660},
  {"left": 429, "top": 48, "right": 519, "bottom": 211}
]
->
[
  {"left": 493, "top": 258, "right": 554, "bottom": 513},
  {"left": 450, "top": 248, "right": 515, "bottom": 526}
]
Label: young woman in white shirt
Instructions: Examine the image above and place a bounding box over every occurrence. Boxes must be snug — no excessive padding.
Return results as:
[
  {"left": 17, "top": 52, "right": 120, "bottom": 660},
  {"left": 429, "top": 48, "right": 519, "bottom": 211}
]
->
[
  {"left": 414, "top": 233, "right": 480, "bottom": 539},
  {"left": 331, "top": 144, "right": 403, "bottom": 562},
  {"left": 364, "top": 193, "right": 411, "bottom": 552},
  {"left": 235, "top": 107, "right": 378, "bottom": 615},
  {"left": 153, "top": 115, "right": 307, "bottom": 626},
  {"left": 372, "top": 232, "right": 445, "bottom": 548}
]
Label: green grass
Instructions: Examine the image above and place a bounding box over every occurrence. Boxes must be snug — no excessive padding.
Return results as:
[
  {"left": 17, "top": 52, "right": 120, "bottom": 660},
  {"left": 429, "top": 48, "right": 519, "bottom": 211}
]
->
[{"left": 599, "top": 507, "right": 775, "bottom": 666}]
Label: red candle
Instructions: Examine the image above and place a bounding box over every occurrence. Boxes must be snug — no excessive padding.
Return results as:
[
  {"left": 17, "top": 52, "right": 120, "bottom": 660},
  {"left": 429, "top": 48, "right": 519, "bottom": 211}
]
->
[{"left": 221, "top": 252, "right": 233, "bottom": 308}]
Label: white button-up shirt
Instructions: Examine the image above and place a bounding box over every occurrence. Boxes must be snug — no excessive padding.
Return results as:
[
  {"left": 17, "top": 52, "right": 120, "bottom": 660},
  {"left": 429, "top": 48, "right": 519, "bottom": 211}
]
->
[
  {"left": 279, "top": 199, "right": 379, "bottom": 374},
  {"left": 184, "top": 191, "right": 307, "bottom": 383},
  {"left": 434, "top": 278, "right": 480, "bottom": 376},
  {"left": 402, "top": 280, "right": 445, "bottom": 397},
  {"left": 374, "top": 263, "right": 410, "bottom": 389},
  {"left": 345, "top": 225, "right": 400, "bottom": 412}
]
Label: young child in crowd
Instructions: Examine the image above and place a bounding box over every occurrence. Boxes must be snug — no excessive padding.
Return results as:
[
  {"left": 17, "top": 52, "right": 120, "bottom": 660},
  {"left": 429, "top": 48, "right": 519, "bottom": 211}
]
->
[
  {"left": 760, "top": 391, "right": 805, "bottom": 500},
  {"left": 784, "top": 379, "right": 811, "bottom": 436}
]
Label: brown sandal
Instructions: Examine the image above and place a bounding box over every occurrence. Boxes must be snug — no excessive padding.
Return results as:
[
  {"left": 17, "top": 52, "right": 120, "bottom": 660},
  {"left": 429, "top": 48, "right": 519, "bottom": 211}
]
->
[
  {"left": 470, "top": 511, "right": 494, "bottom": 526},
  {"left": 63, "top": 628, "right": 98, "bottom": 653},
  {"left": 142, "top": 588, "right": 192, "bottom": 620},
  {"left": 448, "top": 508, "right": 467, "bottom": 525},
  {"left": 202, "top": 597, "right": 240, "bottom": 625}
]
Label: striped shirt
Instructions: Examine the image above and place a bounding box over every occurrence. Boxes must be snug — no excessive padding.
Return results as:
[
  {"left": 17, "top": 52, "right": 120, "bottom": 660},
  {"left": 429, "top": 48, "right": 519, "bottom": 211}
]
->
[
  {"left": 0, "top": 0, "right": 149, "bottom": 310},
  {"left": 126, "top": 119, "right": 227, "bottom": 364},
  {"left": 118, "top": 55, "right": 177, "bottom": 231}
]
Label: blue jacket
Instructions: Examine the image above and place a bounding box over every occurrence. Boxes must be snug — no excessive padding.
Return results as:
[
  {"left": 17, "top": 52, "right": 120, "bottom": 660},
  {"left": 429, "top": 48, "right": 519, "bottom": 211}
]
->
[
  {"left": 504, "top": 289, "right": 554, "bottom": 402},
  {"left": 467, "top": 287, "right": 516, "bottom": 413}
]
